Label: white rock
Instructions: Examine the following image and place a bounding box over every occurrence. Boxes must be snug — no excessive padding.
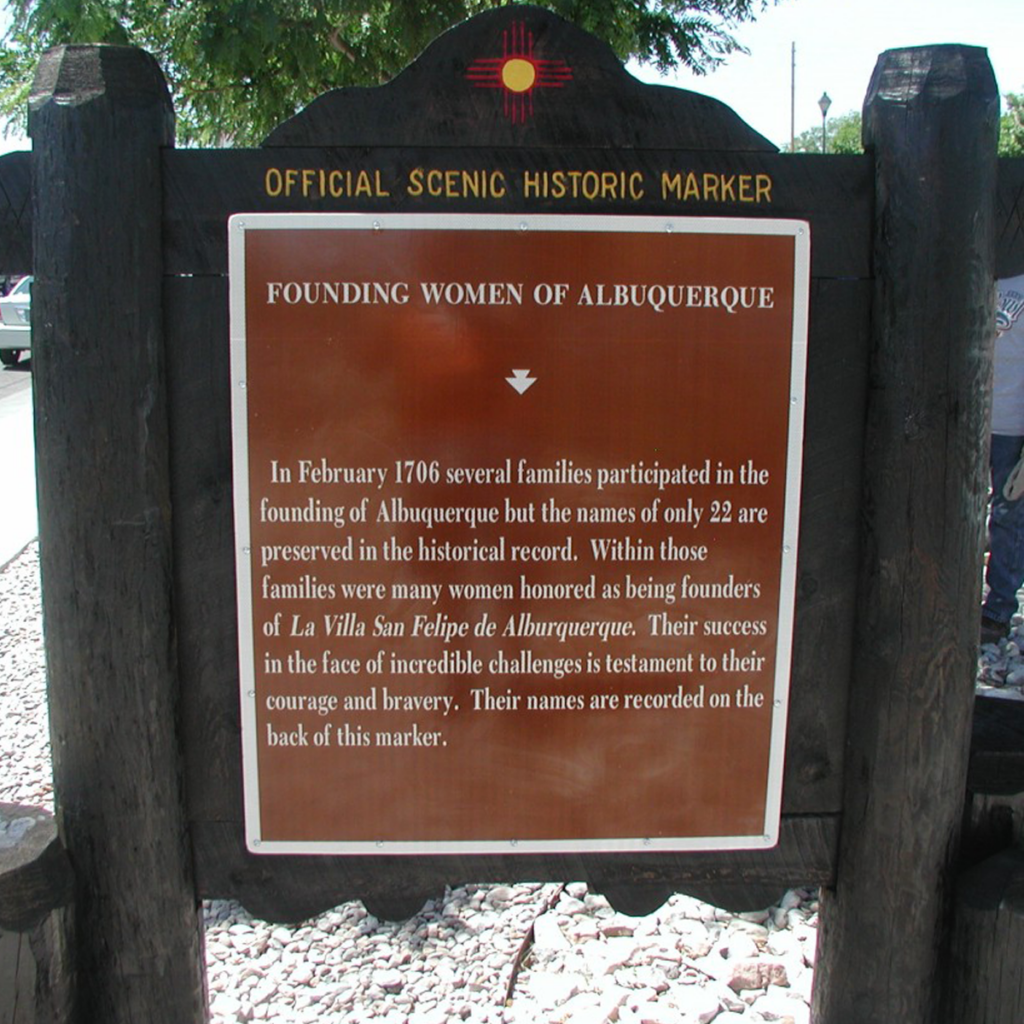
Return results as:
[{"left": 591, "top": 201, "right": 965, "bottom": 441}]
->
[
  {"left": 557, "top": 991, "right": 607, "bottom": 1022},
  {"left": 533, "top": 914, "right": 571, "bottom": 951},
  {"left": 670, "top": 920, "right": 715, "bottom": 958},
  {"left": 209, "top": 994, "right": 243, "bottom": 1019},
  {"left": 751, "top": 987, "right": 810, "bottom": 1023},
  {"left": 737, "top": 909, "right": 771, "bottom": 925},
  {"left": 684, "top": 984, "right": 724, "bottom": 1023},
  {"left": 779, "top": 890, "right": 803, "bottom": 911},
  {"left": 583, "top": 936, "right": 640, "bottom": 975},
  {"left": 732, "top": 919, "right": 770, "bottom": 946},
  {"left": 486, "top": 886, "right": 514, "bottom": 906},
  {"left": 373, "top": 968, "right": 405, "bottom": 993},
  {"left": 644, "top": 943, "right": 684, "bottom": 967},
  {"left": 767, "top": 930, "right": 799, "bottom": 958},
  {"left": 289, "top": 964, "right": 314, "bottom": 986},
  {"left": 801, "top": 929, "right": 817, "bottom": 967},
  {"left": 631, "top": 1001, "right": 686, "bottom": 1024},
  {"left": 723, "top": 934, "right": 760, "bottom": 960},
  {"left": 524, "top": 971, "right": 584, "bottom": 1008},
  {"left": 724, "top": 958, "right": 789, "bottom": 992},
  {"left": 601, "top": 915, "right": 637, "bottom": 938},
  {"left": 710, "top": 982, "right": 747, "bottom": 1014},
  {"left": 248, "top": 980, "right": 277, "bottom": 1007},
  {"left": 569, "top": 917, "right": 601, "bottom": 942},
  {"left": 559, "top": 896, "right": 588, "bottom": 915}
]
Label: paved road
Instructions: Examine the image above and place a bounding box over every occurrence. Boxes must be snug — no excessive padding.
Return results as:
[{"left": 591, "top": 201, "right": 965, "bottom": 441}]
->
[{"left": 0, "top": 362, "right": 37, "bottom": 567}]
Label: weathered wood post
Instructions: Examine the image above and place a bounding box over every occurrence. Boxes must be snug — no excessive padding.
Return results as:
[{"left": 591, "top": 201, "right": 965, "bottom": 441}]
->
[
  {"left": 28, "top": 46, "right": 206, "bottom": 1022},
  {"left": 811, "top": 45, "right": 998, "bottom": 1023},
  {"left": 0, "top": 803, "right": 75, "bottom": 1023},
  {"left": 946, "top": 848, "right": 1024, "bottom": 1022}
]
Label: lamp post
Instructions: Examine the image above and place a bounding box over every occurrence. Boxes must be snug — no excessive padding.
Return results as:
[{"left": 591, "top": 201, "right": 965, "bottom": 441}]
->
[{"left": 818, "top": 91, "right": 832, "bottom": 154}]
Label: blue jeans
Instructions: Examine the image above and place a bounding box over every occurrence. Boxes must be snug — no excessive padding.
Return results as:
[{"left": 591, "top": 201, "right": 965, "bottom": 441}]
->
[{"left": 984, "top": 434, "right": 1024, "bottom": 623}]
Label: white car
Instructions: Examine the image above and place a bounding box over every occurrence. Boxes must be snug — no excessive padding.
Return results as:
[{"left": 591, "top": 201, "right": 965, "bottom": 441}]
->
[{"left": 0, "top": 276, "right": 30, "bottom": 366}]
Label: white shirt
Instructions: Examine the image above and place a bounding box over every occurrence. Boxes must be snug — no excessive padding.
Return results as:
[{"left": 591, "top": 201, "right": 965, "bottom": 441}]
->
[{"left": 993, "top": 273, "right": 1024, "bottom": 436}]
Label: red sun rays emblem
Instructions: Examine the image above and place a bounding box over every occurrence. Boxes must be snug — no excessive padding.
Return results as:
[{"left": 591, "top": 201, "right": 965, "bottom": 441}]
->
[{"left": 465, "top": 21, "right": 573, "bottom": 125}]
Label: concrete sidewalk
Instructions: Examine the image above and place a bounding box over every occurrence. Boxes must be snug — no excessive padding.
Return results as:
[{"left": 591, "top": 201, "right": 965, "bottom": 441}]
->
[{"left": 0, "top": 371, "right": 37, "bottom": 568}]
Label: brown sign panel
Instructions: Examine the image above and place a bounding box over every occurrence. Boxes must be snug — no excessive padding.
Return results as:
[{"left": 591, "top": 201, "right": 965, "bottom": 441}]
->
[{"left": 229, "top": 214, "right": 809, "bottom": 854}]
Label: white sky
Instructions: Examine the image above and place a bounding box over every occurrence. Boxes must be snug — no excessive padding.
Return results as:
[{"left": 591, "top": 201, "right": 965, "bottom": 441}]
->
[
  {"left": 2, "top": 0, "right": 1021, "bottom": 154},
  {"left": 631, "top": 0, "right": 1024, "bottom": 149}
]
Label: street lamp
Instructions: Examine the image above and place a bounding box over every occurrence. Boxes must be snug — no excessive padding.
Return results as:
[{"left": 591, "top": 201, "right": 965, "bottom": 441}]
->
[{"left": 818, "top": 92, "right": 832, "bottom": 154}]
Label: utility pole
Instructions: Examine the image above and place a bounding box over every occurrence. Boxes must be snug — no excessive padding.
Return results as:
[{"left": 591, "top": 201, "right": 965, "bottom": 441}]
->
[
  {"left": 819, "top": 91, "right": 832, "bottom": 153},
  {"left": 790, "top": 42, "right": 796, "bottom": 151}
]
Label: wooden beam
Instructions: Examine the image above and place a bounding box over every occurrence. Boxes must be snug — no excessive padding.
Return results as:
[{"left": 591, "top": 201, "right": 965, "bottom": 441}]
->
[
  {"left": 811, "top": 45, "right": 999, "bottom": 1024},
  {"left": 29, "top": 45, "right": 206, "bottom": 1023},
  {"left": 946, "top": 850, "right": 1024, "bottom": 1023},
  {"left": 0, "top": 804, "right": 75, "bottom": 1023}
]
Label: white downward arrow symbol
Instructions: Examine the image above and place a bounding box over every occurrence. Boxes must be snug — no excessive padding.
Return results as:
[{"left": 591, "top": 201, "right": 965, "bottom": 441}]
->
[{"left": 506, "top": 369, "right": 536, "bottom": 395}]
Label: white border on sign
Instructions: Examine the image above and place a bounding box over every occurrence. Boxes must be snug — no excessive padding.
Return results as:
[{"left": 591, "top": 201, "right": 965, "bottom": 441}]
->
[{"left": 228, "top": 213, "right": 811, "bottom": 856}]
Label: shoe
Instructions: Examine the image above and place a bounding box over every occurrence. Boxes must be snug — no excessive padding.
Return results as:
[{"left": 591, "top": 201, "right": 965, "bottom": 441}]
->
[{"left": 981, "top": 615, "right": 1009, "bottom": 646}]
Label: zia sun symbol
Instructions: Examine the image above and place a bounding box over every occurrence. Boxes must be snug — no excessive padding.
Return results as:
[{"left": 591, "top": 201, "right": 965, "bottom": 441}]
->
[{"left": 465, "top": 21, "right": 573, "bottom": 125}]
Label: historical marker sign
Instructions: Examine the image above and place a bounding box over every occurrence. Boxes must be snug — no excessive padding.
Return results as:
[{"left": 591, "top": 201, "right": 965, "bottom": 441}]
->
[{"left": 230, "top": 213, "right": 809, "bottom": 854}]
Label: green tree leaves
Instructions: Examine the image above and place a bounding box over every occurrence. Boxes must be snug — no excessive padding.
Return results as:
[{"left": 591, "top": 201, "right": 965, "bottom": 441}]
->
[
  {"left": 787, "top": 93, "right": 1024, "bottom": 158},
  {"left": 784, "top": 109, "right": 863, "bottom": 154},
  {"left": 0, "top": 0, "right": 778, "bottom": 146},
  {"left": 1000, "top": 92, "right": 1024, "bottom": 157}
]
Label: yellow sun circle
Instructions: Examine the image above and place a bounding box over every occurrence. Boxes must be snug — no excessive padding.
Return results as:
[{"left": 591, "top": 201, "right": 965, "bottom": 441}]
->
[{"left": 501, "top": 58, "right": 536, "bottom": 94}]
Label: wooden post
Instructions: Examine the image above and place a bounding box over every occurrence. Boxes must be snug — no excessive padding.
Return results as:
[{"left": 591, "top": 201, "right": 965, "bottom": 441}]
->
[
  {"left": 28, "top": 46, "right": 206, "bottom": 1023},
  {"left": 811, "top": 46, "right": 998, "bottom": 1023},
  {"left": 0, "top": 804, "right": 75, "bottom": 1023},
  {"left": 946, "top": 849, "right": 1024, "bottom": 1022}
]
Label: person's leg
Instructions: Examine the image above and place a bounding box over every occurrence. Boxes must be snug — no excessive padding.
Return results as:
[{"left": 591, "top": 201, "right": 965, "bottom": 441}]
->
[{"left": 983, "top": 433, "right": 1024, "bottom": 636}]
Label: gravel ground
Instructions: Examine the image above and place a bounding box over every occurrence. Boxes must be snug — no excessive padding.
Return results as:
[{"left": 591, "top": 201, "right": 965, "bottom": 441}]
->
[{"left": 2, "top": 541, "right": 1017, "bottom": 1023}]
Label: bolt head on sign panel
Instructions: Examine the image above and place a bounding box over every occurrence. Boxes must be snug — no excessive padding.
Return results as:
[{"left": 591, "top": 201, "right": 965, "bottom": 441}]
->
[{"left": 229, "top": 213, "right": 810, "bottom": 855}]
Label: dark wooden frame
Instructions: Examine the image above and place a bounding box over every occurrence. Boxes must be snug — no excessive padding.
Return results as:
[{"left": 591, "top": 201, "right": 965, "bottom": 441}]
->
[{"left": 14, "top": 8, "right": 1009, "bottom": 1023}]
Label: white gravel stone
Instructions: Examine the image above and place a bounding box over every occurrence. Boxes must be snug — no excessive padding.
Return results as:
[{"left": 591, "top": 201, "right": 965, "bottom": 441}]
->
[
  {"left": 558, "top": 895, "right": 588, "bottom": 915},
  {"left": 752, "top": 985, "right": 811, "bottom": 1023},
  {"left": 724, "top": 957, "right": 790, "bottom": 992},
  {"left": 601, "top": 914, "right": 638, "bottom": 938},
  {"left": 568, "top": 916, "right": 601, "bottom": 942},
  {"left": 723, "top": 933, "right": 760, "bottom": 960},
  {"left": 684, "top": 985, "right": 724, "bottom": 1023},
  {"left": 533, "top": 913, "right": 571, "bottom": 951},
  {"left": 485, "top": 886, "right": 513, "bottom": 907},
  {"left": 525, "top": 971, "right": 584, "bottom": 1007}
]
